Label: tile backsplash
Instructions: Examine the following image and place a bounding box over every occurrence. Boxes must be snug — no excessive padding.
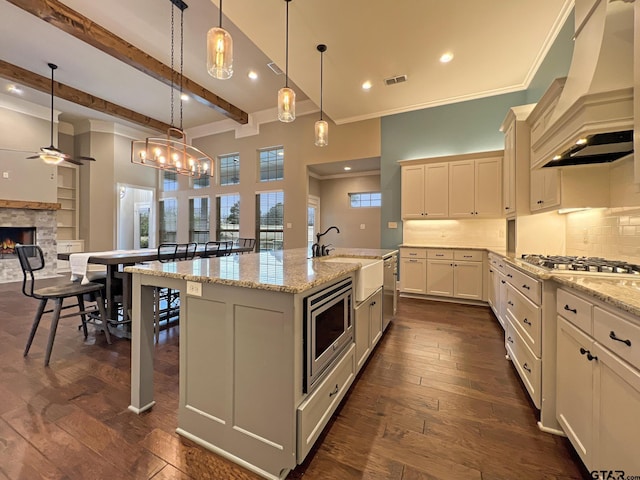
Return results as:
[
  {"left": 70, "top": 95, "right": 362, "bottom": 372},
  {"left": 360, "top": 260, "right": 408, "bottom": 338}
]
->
[
  {"left": 403, "top": 219, "right": 505, "bottom": 248},
  {"left": 566, "top": 207, "right": 640, "bottom": 263}
]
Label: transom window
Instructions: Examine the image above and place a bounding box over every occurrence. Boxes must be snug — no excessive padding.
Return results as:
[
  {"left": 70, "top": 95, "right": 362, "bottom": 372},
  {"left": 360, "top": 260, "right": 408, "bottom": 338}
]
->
[
  {"left": 162, "top": 171, "right": 178, "bottom": 191},
  {"left": 349, "top": 192, "right": 381, "bottom": 208},
  {"left": 159, "top": 198, "right": 177, "bottom": 243},
  {"left": 192, "top": 174, "right": 210, "bottom": 189},
  {"left": 217, "top": 194, "right": 240, "bottom": 243},
  {"left": 258, "top": 147, "right": 284, "bottom": 182},
  {"left": 189, "top": 196, "right": 210, "bottom": 243},
  {"left": 219, "top": 153, "right": 240, "bottom": 186}
]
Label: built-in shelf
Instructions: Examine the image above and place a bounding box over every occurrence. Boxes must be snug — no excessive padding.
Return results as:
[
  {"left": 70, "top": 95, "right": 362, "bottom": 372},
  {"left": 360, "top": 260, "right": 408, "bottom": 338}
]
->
[{"left": 56, "top": 165, "right": 79, "bottom": 240}]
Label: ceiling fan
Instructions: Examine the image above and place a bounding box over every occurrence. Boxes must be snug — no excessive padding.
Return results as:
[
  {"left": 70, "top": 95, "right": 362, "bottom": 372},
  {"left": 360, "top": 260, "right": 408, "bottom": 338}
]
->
[{"left": 0, "top": 63, "right": 95, "bottom": 166}]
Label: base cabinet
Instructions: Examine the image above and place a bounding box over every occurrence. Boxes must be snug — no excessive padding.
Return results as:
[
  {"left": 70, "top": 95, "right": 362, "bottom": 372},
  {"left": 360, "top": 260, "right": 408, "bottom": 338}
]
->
[
  {"left": 425, "top": 249, "right": 483, "bottom": 300},
  {"left": 355, "top": 288, "right": 383, "bottom": 373},
  {"left": 400, "top": 248, "right": 427, "bottom": 294},
  {"left": 556, "top": 287, "right": 640, "bottom": 474}
]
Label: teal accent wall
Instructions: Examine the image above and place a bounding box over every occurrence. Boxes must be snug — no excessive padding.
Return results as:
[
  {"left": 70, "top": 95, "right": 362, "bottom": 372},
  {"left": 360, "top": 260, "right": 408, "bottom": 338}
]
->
[{"left": 380, "top": 11, "right": 575, "bottom": 249}]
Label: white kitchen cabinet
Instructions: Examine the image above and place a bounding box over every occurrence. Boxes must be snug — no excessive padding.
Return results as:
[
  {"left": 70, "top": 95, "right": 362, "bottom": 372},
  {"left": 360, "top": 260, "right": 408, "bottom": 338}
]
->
[
  {"left": 530, "top": 168, "right": 560, "bottom": 212},
  {"left": 500, "top": 104, "right": 535, "bottom": 218},
  {"left": 401, "top": 163, "right": 449, "bottom": 219},
  {"left": 425, "top": 249, "right": 483, "bottom": 301},
  {"left": 449, "top": 157, "right": 502, "bottom": 218},
  {"left": 400, "top": 248, "right": 427, "bottom": 294},
  {"left": 488, "top": 253, "right": 508, "bottom": 330},
  {"left": 355, "top": 288, "right": 383, "bottom": 374},
  {"left": 556, "top": 287, "right": 640, "bottom": 474},
  {"left": 557, "top": 316, "right": 595, "bottom": 469}
]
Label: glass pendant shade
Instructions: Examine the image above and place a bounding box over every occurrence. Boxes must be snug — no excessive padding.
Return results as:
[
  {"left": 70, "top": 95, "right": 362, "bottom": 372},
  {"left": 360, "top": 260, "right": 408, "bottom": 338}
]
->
[
  {"left": 314, "top": 120, "right": 328, "bottom": 147},
  {"left": 278, "top": 87, "right": 296, "bottom": 122},
  {"left": 40, "top": 154, "right": 64, "bottom": 165},
  {"left": 207, "top": 26, "right": 233, "bottom": 79}
]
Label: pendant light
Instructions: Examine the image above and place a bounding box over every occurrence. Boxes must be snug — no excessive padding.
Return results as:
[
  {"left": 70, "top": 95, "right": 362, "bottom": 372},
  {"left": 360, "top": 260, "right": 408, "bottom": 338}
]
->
[
  {"left": 207, "top": 0, "right": 233, "bottom": 79},
  {"left": 278, "top": 0, "right": 295, "bottom": 122},
  {"left": 314, "top": 44, "right": 328, "bottom": 147},
  {"left": 131, "top": 0, "right": 214, "bottom": 180}
]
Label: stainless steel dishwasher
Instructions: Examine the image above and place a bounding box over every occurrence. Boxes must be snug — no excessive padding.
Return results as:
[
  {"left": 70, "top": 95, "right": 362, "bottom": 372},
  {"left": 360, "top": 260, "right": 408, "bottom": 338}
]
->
[{"left": 382, "top": 253, "right": 397, "bottom": 330}]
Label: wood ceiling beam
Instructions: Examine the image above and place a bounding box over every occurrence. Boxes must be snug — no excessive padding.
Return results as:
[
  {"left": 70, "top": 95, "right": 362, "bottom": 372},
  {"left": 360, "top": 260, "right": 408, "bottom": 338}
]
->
[
  {"left": 0, "top": 59, "right": 179, "bottom": 135},
  {"left": 6, "top": 0, "right": 249, "bottom": 125}
]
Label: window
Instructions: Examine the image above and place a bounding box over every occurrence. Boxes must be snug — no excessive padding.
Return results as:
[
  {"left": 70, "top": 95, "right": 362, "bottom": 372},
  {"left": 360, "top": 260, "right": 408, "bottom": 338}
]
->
[
  {"left": 189, "top": 196, "right": 210, "bottom": 243},
  {"left": 349, "top": 192, "right": 381, "bottom": 208},
  {"left": 217, "top": 194, "right": 240, "bottom": 243},
  {"left": 159, "top": 198, "right": 177, "bottom": 243},
  {"left": 162, "top": 171, "right": 178, "bottom": 191},
  {"left": 256, "top": 191, "right": 284, "bottom": 251},
  {"left": 219, "top": 153, "right": 240, "bottom": 185},
  {"left": 258, "top": 147, "right": 284, "bottom": 182},
  {"left": 192, "top": 175, "right": 210, "bottom": 189}
]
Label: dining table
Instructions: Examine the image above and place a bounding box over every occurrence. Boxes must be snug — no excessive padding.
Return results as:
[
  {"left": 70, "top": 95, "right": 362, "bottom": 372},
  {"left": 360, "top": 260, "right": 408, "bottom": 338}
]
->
[{"left": 57, "top": 245, "right": 255, "bottom": 334}]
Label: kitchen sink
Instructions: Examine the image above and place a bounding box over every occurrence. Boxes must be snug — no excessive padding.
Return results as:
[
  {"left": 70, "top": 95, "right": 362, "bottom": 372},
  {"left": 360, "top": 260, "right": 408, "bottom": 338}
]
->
[{"left": 321, "top": 256, "right": 383, "bottom": 302}]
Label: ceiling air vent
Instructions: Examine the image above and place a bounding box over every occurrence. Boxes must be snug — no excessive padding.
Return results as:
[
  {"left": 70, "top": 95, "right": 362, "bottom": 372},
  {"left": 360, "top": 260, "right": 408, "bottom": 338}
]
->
[
  {"left": 384, "top": 74, "right": 408, "bottom": 86},
  {"left": 267, "top": 62, "right": 284, "bottom": 75}
]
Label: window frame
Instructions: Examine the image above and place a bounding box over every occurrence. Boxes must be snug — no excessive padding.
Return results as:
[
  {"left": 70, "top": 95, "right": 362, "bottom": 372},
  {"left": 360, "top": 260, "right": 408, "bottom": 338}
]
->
[
  {"left": 159, "top": 197, "right": 178, "bottom": 243},
  {"left": 219, "top": 153, "right": 240, "bottom": 186},
  {"left": 188, "top": 195, "right": 210, "bottom": 244},
  {"left": 255, "top": 190, "right": 284, "bottom": 252},
  {"left": 258, "top": 146, "right": 284, "bottom": 183},
  {"left": 348, "top": 191, "right": 382, "bottom": 208},
  {"left": 216, "top": 193, "right": 241, "bottom": 243}
]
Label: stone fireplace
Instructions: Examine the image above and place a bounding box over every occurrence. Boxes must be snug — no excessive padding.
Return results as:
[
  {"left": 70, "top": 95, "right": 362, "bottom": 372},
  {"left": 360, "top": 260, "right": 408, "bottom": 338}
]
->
[{"left": 0, "top": 200, "right": 59, "bottom": 283}]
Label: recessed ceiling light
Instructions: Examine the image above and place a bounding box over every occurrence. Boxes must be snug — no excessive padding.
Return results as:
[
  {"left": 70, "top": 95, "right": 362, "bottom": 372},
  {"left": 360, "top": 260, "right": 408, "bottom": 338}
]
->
[
  {"left": 180, "top": 93, "right": 189, "bottom": 101},
  {"left": 440, "top": 52, "right": 454, "bottom": 63},
  {"left": 344, "top": 166, "right": 352, "bottom": 171},
  {"left": 7, "top": 85, "right": 23, "bottom": 95},
  {"left": 248, "top": 71, "right": 258, "bottom": 80},
  {"left": 362, "top": 81, "right": 372, "bottom": 91}
]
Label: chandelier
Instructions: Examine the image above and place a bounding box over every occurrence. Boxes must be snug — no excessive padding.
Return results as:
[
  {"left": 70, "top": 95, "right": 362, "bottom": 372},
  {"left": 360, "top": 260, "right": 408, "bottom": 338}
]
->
[{"left": 131, "top": 0, "right": 214, "bottom": 179}]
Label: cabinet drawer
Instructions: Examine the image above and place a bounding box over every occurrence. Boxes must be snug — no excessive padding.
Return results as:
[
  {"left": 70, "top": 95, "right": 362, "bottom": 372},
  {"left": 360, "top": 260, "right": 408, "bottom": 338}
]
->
[
  {"left": 594, "top": 307, "right": 640, "bottom": 370},
  {"left": 506, "top": 283, "right": 541, "bottom": 357},
  {"left": 508, "top": 320, "right": 542, "bottom": 408},
  {"left": 427, "top": 249, "right": 453, "bottom": 260},
  {"left": 505, "top": 265, "right": 541, "bottom": 304},
  {"left": 557, "top": 288, "right": 593, "bottom": 335},
  {"left": 400, "top": 247, "right": 426, "bottom": 259},
  {"left": 454, "top": 250, "right": 482, "bottom": 262},
  {"left": 297, "top": 344, "right": 355, "bottom": 462}
]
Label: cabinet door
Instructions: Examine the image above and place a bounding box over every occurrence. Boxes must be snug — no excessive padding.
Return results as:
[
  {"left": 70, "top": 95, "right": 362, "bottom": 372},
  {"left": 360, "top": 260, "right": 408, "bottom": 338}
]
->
[
  {"left": 448, "top": 160, "right": 475, "bottom": 217},
  {"left": 400, "top": 258, "right": 426, "bottom": 294},
  {"left": 488, "top": 266, "right": 496, "bottom": 310},
  {"left": 426, "top": 259, "right": 454, "bottom": 297},
  {"left": 503, "top": 122, "right": 516, "bottom": 215},
  {"left": 424, "top": 163, "right": 449, "bottom": 217},
  {"left": 556, "top": 316, "right": 594, "bottom": 469},
  {"left": 354, "top": 301, "right": 371, "bottom": 373},
  {"left": 497, "top": 271, "right": 507, "bottom": 327},
  {"left": 401, "top": 165, "right": 426, "bottom": 219},
  {"left": 475, "top": 157, "right": 502, "bottom": 217},
  {"left": 531, "top": 169, "right": 560, "bottom": 211},
  {"left": 453, "top": 261, "right": 483, "bottom": 300},
  {"left": 369, "top": 289, "right": 383, "bottom": 348},
  {"left": 593, "top": 343, "right": 640, "bottom": 474}
]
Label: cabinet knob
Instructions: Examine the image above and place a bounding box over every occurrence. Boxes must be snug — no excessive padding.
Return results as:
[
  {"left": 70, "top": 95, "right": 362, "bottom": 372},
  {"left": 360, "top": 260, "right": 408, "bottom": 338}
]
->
[
  {"left": 507, "top": 274, "right": 513, "bottom": 278},
  {"left": 507, "top": 301, "right": 514, "bottom": 306},
  {"left": 523, "top": 318, "right": 532, "bottom": 326},
  {"left": 505, "top": 207, "right": 509, "bottom": 210},
  {"left": 587, "top": 352, "right": 597, "bottom": 362},
  {"left": 522, "top": 363, "right": 531, "bottom": 373}
]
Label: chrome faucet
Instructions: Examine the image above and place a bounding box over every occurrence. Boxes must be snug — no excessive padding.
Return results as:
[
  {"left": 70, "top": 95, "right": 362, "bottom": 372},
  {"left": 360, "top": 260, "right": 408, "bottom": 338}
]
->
[{"left": 312, "top": 226, "right": 340, "bottom": 257}]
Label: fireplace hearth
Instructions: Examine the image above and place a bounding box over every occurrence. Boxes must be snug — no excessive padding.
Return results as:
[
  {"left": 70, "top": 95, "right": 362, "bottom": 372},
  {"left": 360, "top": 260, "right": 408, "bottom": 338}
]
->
[{"left": 0, "top": 226, "right": 37, "bottom": 258}]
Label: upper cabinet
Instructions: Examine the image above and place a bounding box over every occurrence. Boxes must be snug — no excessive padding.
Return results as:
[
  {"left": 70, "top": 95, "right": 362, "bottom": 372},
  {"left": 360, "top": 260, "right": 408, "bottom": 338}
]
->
[
  {"left": 400, "top": 150, "right": 503, "bottom": 220},
  {"left": 500, "top": 104, "right": 535, "bottom": 218},
  {"left": 401, "top": 163, "right": 448, "bottom": 219}
]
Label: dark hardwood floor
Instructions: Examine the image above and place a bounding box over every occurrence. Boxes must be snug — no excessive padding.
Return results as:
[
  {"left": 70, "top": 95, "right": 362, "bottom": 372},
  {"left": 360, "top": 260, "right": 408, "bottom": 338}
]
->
[{"left": 0, "top": 280, "right": 588, "bottom": 479}]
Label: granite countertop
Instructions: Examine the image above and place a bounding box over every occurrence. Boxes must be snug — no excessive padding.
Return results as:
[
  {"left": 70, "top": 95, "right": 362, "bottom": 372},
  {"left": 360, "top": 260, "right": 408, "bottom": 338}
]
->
[
  {"left": 401, "top": 243, "right": 505, "bottom": 253},
  {"left": 124, "top": 247, "right": 397, "bottom": 294}
]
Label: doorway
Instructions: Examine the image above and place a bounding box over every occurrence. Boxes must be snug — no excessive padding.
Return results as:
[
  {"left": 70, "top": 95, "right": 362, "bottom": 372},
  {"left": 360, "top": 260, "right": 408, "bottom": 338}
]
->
[
  {"left": 308, "top": 195, "right": 320, "bottom": 249},
  {"left": 117, "top": 184, "right": 156, "bottom": 250}
]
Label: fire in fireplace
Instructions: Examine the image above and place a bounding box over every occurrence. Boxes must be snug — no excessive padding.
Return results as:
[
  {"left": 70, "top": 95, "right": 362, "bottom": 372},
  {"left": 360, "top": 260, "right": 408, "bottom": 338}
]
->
[{"left": 0, "top": 227, "right": 37, "bottom": 258}]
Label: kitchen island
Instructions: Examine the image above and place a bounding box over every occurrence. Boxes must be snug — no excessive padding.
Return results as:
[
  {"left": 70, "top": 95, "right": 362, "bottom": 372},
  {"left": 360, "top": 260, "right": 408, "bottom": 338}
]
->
[{"left": 124, "top": 247, "right": 396, "bottom": 480}]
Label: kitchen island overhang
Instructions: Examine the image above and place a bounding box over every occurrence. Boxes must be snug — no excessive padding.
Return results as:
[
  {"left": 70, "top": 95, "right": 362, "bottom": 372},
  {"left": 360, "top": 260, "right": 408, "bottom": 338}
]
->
[{"left": 125, "top": 248, "right": 396, "bottom": 480}]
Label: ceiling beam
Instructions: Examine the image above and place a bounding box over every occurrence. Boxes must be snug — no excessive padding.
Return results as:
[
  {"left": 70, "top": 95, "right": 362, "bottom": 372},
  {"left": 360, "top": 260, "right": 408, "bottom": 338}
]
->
[
  {"left": 6, "top": 0, "right": 249, "bottom": 125},
  {"left": 0, "top": 59, "right": 179, "bottom": 134}
]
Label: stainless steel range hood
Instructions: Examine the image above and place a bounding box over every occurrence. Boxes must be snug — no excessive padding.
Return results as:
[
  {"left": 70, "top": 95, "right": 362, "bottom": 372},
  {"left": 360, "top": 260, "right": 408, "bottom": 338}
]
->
[{"left": 531, "top": 0, "right": 635, "bottom": 169}]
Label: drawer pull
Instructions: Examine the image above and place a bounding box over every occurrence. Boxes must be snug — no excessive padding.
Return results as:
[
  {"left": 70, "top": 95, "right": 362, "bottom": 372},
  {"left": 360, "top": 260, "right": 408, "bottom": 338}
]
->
[
  {"left": 523, "top": 318, "right": 531, "bottom": 326},
  {"left": 501, "top": 280, "right": 506, "bottom": 284},
  {"left": 489, "top": 269, "right": 493, "bottom": 273},
  {"left": 507, "top": 301, "right": 514, "bottom": 306},
  {"left": 580, "top": 347, "right": 588, "bottom": 355},
  {"left": 499, "top": 264, "right": 504, "bottom": 268},
  {"left": 564, "top": 305, "right": 577, "bottom": 314},
  {"left": 409, "top": 253, "right": 417, "bottom": 256},
  {"left": 522, "top": 284, "right": 531, "bottom": 290},
  {"left": 587, "top": 352, "right": 597, "bottom": 362},
  {"left": 329, "top": 384, "right": 339, "bottom": 397},
  {"left": 507, "top": 336, "right": 514, "bottom": 344},
  {"left": 609, "top": 331, "right": 632, "bottom": 347},
  {"left": 463, "top": 255, "right": 472, "bottom": 258},
  {"left": 522, "top": 363, "right": 531, "bottom": 373},
  {"left": 409, "top": 259, "right": 418, "bottom": 263},
  {"left": 435, "top": 254, "right": 444, "bottom": 257},
  {"left": 507, "top": 274, "right": 513, "bottom": 278}
]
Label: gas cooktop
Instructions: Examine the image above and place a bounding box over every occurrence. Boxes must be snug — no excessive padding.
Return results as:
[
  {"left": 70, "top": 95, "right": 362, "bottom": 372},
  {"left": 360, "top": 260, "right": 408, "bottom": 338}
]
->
[{"left": 521, "top": 254, "right": 640, "bottom": 276}]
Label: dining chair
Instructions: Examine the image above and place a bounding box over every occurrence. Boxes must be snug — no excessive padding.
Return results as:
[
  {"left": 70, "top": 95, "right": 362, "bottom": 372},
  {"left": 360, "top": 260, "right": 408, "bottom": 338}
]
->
[
  {"left": 203, "top": 240, "right": 233, "bottom": 257},
  {"left": 176, "top": 242, "right": 197, "bottom": 260},
  {"left": 16, "top": 244, "right": 111, "bottom": 366},
  {"left": 237, "top": 238, "right": 256, "bottom": 254}
]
